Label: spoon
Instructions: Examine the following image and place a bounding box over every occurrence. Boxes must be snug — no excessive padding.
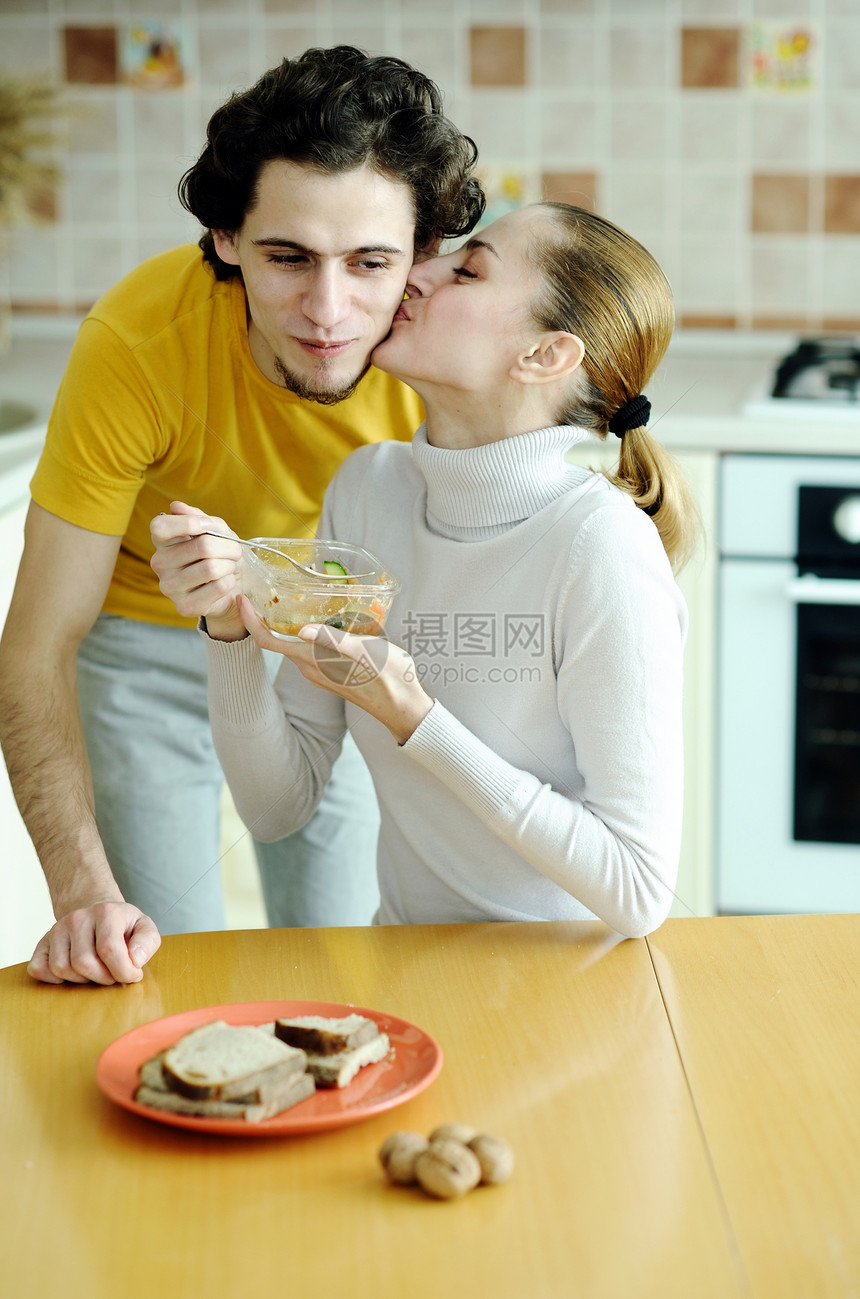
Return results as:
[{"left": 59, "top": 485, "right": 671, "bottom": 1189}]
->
[{"left": 200, "top": 531, "right": 374, "bottom": 580}]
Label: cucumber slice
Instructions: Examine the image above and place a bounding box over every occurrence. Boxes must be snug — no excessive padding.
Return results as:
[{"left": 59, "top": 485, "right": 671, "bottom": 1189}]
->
[{"left": 323, "top": 560, "right": 349, "bottom": 583}]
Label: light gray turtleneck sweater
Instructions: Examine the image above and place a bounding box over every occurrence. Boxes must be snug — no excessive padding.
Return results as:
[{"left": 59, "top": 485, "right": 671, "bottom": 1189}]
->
[{"left": 206, "top": 425, "right": 687, "bottom": 938}]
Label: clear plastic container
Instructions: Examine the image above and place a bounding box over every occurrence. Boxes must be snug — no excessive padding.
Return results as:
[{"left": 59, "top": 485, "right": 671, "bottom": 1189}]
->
[{"left": 240, "top": 538, "right": 400, "bottom": 639}]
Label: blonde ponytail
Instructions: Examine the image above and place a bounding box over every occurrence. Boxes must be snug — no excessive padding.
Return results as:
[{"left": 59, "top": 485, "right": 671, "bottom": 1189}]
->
[
  {"left": 608, "top": 426, "right": 701, "bottom": 573},
  {"left": 527, "top": 202, "right": 701, "bottom": 573}
]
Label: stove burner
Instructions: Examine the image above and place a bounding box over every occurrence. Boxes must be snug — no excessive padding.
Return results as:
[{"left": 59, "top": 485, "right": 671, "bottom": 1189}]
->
[{"left": 772, "top": 338, "right": 860, "bottom": 403}]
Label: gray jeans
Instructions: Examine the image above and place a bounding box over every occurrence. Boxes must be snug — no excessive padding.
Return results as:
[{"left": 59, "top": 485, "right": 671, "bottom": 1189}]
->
[{"left": 76, "top": 613, "right": 381, "bottom": 934}]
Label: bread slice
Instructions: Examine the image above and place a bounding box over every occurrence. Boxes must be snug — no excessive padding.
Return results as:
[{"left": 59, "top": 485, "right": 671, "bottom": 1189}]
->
[
  {"left": 305, "top": 1031, "right": 391, "bottom": 1089},
  {"left": 274, "top": 1013, "right": 379, "bottom": 1056},
  {"left": 161, "top": 1019, "right": 306, "bottom": 1100},
  {"left": 135, "top": 1069, "right": 315, "bottom": 1122}
]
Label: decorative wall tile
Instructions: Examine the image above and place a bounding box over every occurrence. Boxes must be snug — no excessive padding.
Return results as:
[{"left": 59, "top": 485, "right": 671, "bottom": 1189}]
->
[
  {"left": 3, "top": 0, "right": 858, "bottom": 328},
  {"left": 824, "top": 176, "right": 860, "bottom": 234},
  {"left": 541, "top": 172, "right": 598, "bottom": 209},
  {"left": 752, "top": 175, "right": 812, "bottom": 233},
  {"left": 63, "top": 26, "right": 119, "bottom": 85},
  {"left": 681, "top": 27, "right": 741, "bottom": 89},
  {"left": 749, "top": 23, "right": 817, "bottom": 93},
  {"left": 470, "top": 26, "right": 527, "bottom": 88},
  {"left": 122, "top": 22, "right": 189, "bottom": 90}
]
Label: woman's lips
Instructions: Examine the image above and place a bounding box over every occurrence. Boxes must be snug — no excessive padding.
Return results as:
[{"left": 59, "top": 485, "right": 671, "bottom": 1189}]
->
[{"left": 392, "top": 306, "right": 410, "bottom": 323}]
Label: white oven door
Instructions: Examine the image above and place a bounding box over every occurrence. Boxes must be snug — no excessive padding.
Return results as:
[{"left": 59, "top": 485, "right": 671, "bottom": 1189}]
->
[{"left": 717, "top": 559, "right": 860, "bottom": 913}]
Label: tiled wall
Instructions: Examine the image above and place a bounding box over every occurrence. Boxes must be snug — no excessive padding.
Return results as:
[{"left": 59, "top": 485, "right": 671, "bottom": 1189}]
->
[{"left": 1, "top": 0, "right": 859, "bottom": 331}]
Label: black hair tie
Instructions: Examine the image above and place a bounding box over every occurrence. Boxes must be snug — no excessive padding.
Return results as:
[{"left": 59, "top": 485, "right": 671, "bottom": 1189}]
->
[{"left": 609, "top": 393, "right": 651, "bottom": 437}]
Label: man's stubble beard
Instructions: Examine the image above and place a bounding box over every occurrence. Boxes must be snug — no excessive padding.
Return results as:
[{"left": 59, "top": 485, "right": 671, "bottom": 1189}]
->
[{"left": 273, "top": 355, "right": 371, "bottom": 407}]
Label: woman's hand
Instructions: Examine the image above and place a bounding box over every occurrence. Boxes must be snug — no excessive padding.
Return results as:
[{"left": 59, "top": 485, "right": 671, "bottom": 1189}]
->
[
  {"left": 149, "top": 502, "right": 247, "bottom": 641},
  {"left": 236, "top": 595, "right": 434, "bottom": 744}
]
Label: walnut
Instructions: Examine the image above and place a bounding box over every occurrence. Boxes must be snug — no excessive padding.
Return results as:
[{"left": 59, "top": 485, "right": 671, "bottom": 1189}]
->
[
  {"left": 414, "top": 1139, "right": 482, "bottom": 1200},
  {"left": 428, "top": 1121, "right": 477, "bottom": 1146},
  {"left": 468, "top": 1133, "right": 515, "bottom": 1185},
  {"left": 378, "top": 1131, "right": 429, "bottom": 1185}
]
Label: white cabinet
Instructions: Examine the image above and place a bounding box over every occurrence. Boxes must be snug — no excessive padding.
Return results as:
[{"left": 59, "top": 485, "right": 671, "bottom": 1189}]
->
[
  {"left": 0, "top": 495, "right": 54, "bottom": 968},
  {"left": 565, "top": 443, "right": 718, "bottom": 919}
]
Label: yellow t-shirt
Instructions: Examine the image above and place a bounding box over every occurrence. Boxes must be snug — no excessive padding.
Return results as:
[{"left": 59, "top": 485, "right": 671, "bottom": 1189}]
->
[{"left": 30, "top": 245, "right": 423, "bottom": 628}]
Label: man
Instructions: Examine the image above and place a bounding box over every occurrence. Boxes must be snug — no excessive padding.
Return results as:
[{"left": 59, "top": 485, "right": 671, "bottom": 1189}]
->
[{"left": 0, "top": 45, "right": 483, "bottom": 986}]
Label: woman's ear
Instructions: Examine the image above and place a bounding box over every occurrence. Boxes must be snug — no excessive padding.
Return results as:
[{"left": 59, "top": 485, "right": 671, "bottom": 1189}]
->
[
  {"left": 511, "top": 332, "right": 585, "bottom": 385},
  {"left": 212, "top": 230, "right": 240, "bottom": 265}
]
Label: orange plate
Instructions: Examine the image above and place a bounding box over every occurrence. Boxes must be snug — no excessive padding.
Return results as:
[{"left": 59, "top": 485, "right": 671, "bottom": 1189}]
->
[{"left": 95, "top": 999, "right": 443, "bottom": 1138}]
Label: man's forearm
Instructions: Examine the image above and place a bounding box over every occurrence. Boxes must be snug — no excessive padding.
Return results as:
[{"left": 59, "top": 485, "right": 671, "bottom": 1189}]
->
[{"left": 0, "top": 658, "right": 122, "bottom": 916}]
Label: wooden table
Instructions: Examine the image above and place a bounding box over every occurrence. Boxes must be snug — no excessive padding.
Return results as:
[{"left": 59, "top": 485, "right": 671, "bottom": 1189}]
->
[{"left": 1, "top": 915, "right": 857, "bottom": 1299}]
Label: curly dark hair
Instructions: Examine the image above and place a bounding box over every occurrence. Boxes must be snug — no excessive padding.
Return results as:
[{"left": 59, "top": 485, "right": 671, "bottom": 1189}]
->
[{"left": 178, "top": 45, "right": 485, "bottom": 279}]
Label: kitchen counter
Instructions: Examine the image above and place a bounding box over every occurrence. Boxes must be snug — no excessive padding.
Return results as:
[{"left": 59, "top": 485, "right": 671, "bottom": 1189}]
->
[
  {"left": 0, "top": 320, "right": 81, "bottom": 516},
  {"left": 0, "top": 320, "right": 858, "bottom": 508},
  {"left": 1, "top": 913, "right": 857, "bottom": 1298}
]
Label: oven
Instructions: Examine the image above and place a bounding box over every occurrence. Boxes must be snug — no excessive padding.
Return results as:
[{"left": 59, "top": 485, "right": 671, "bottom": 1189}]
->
[{"left": 717, "top": 454, "right": 860, "bottom": 914}]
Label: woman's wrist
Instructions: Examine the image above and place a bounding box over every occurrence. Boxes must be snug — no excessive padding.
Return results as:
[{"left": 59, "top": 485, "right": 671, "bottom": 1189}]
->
[{"left": 200, "top": 612, "right": 248, "bottom": 643}]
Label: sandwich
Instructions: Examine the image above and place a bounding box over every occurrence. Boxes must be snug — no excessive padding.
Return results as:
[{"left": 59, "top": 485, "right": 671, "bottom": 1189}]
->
[
  {"left": 274, "top": 1014, "right": 390, "bottom": 1089},
  {"left": 134, "top": 1019, "right": 314, "bottom": 1122}
]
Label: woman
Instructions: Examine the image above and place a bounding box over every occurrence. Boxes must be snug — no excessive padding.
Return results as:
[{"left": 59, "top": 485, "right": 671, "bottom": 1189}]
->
[{"left": 151, "top": 202, "right": 698, "bottom": 938}]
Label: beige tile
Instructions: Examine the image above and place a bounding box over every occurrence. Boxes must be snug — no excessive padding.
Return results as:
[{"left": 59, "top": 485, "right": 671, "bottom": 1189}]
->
[
  {"left": 466, "top": 93, "right": 529, "bottom": 158},
  {"left": 681, "top": 26, "right": 741, "bottom": 88},
  {"left": 63, "top": 25, "right": 119, "bottom": 85},
  {"left": 470, "top": 25, "right": 527, "bottom": 88},
  {"left": 681, "top": 97, "right": 741, "bottom": 161},
  {"left": 609, "top": 24, "right": 671, "bottom": 90},
  {"left": 540, "top": 0, "right": 596, "bottom": 12},
  {"left": 825, "top": 175, "right": 860, "bottom": 234},
  {"left": 751, "top": 174, "right": 812, "bottom": 233},
  {"left": 679, "top": 171, "right": 742, "bottom": 234},
  {"left": 399, "top": 24, "right": 459, "bottom": 94},
  {"left": 750, "top": 236, "right": 811, "bottom": 313},
  {"left": 541, "top": 172, "right": 598, "bottom": 209},
  {"left": 198, "top": 24, "right": 254, "bottom": 87},
  {"left": 752, "top": 101, "right": 811, "bottom": 168},
  {"left": 606, "top": 167, "right": 667, "bottom": 235},
  {"left": 610, "top": 102, "right": 668, "bottom": 161},
  {"left": 67, "top": 92, "right": 119, "bottom": 153},
  {"left": 540, "top": 97, "right": 598, "bottom": 161},
  {"left": 538, "top": 22, "right": 598, "bottom": 89},
  {"left": 263, "top": 0, "right": 317, "bottom": 12},
  {"left": 821, "top": 236, "right": 860, "bottom": 314},
  {"left": 824, "top": 100, "right": 860, "bottom": 171},
  {"left": 678, "top": 235, "right": 741, "bottom": 312},
  {"left": 264, "top": 26, "right": 319, "bottom": 67}
]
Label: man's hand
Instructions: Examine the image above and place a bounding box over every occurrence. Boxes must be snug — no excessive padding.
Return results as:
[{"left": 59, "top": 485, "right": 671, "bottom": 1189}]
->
[
  {"left": 28, "top": 902, "right": 161, "bottom": 986},
  {"left": 150, "top": 501, "right": 247, "bottom": 641}
]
